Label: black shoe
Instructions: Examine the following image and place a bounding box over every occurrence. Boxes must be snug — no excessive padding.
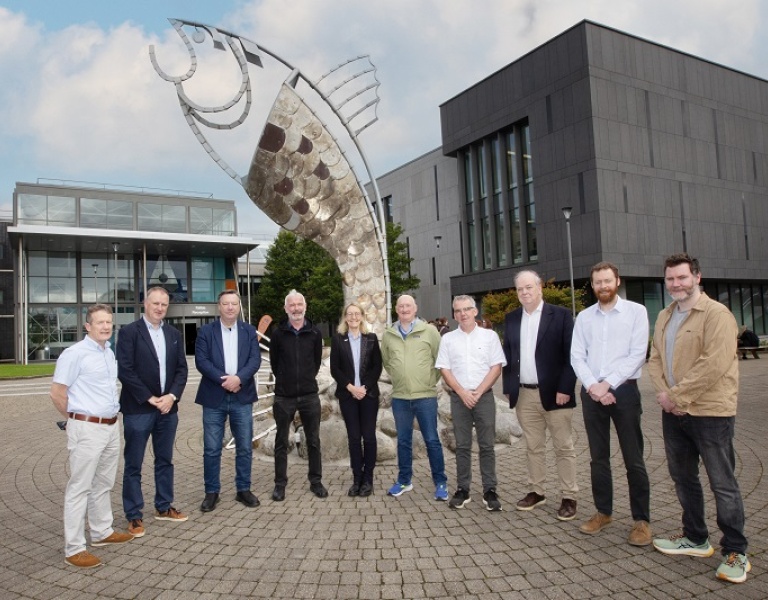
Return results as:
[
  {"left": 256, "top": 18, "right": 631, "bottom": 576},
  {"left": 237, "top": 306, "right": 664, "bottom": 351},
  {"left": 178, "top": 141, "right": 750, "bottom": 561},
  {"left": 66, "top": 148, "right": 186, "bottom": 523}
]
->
[
  {"left": 348, "top": 482, "right": 361, "bottom": 497},
  {"left": 310, "top": 483, "right": 328, "bottom": 498},
  {"left": 271, "top": 486, "right": 285, "bottom": 502},
  {"left": 448, "top": 488, "right": 471, "bottom": 509},
  {"left": 358, "top": 481, "right": 373, "bottom": 497},
  {"left": 200, "top": 492, "right": 219, "bottom": 513},
  {"left": 235, "top": 490, "right": 260, "bottom": 508}
]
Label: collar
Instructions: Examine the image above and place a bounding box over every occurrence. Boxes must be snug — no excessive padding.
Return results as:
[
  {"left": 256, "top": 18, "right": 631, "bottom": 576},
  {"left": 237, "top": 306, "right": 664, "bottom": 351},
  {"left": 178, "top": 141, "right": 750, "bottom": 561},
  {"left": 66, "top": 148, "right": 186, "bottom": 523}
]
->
[{"left": 143, "top": 316, "right": 163, "bottom": 331}]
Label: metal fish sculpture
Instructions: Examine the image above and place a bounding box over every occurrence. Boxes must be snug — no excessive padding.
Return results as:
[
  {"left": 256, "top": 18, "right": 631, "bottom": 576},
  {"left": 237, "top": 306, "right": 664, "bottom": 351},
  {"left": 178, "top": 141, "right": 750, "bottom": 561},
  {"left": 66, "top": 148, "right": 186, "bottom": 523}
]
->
[{"left": 150, "top": 19, "right": 391, "bottom": 333}]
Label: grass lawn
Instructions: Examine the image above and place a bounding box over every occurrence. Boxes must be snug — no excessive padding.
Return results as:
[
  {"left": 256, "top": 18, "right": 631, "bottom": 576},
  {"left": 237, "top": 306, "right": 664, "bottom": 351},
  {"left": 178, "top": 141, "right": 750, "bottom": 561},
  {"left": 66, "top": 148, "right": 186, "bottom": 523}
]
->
[{"left": 0, "top": 363, "right": 56, "bottom": 379}]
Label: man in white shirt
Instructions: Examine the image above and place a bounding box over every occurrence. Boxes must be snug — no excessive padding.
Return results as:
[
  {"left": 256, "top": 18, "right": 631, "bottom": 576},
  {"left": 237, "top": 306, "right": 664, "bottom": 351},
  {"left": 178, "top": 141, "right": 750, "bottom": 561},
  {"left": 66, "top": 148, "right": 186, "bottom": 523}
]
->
[
  {"left": 51, "top": 304, "right": 134, "bottom": 568},
  {"left": 436, "top": 295, "right": 506, "bottom": 511},
  {"left": 502, "top": 271, "right": 578, "bottom": 521},
  {"left": 571, "top": 262, "right": 651, "bottom": 546}
]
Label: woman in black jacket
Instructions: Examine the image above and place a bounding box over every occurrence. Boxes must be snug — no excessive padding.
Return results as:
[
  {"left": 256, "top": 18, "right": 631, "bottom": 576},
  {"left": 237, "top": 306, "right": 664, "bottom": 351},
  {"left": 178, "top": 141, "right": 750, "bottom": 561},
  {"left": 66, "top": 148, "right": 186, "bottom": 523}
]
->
[{"left": 330, "top": 303, "right": 383, "bottom": 496}]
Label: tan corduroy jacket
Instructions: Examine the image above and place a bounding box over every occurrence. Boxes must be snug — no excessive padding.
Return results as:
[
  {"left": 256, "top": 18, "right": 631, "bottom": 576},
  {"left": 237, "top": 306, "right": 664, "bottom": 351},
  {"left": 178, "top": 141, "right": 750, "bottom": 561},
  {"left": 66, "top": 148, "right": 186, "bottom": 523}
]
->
[{"left": 647, "top": 292, "right": 739, "bottom": 416}]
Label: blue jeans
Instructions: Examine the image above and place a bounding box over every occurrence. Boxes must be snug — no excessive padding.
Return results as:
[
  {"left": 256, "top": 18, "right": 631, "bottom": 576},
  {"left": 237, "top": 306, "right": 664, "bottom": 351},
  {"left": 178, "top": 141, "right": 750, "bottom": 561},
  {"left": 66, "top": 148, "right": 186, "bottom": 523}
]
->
[
  {"left": 581, "top": 381, "right": 650, "bottom": 522},
  {"left": 202, "top": 398, "right": 253, "bottom": 493},
  {"left": 391, "top": 397, "right": 446, "bottom": 487},
  {"left": 662, "top": 412, "right": 747, "bottom": 555},
  {"left": 123, "top": 412, "right": 178, "bottom": 520}
]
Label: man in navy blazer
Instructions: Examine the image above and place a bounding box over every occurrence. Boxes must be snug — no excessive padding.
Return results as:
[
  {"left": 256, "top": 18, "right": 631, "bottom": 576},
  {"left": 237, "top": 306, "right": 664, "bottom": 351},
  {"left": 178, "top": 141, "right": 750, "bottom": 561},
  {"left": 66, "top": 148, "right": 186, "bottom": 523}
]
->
[
  {"left": 118, "top": 286, "right": 189, "bottom": 538},
  {"left": 194, "top": 289, "right": 261, "bottom": 513},
  {"left": 502, "top": 270, "right": 579, "bottom": 521}
]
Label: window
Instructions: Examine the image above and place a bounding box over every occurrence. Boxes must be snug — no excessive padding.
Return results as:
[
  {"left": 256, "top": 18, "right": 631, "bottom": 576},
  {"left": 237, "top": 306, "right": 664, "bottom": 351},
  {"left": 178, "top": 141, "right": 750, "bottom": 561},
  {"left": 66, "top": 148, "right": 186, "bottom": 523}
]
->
[
  {"left": 138, "top": 203, "right": 187, "bottom": 233},
  {"left": 17, "top": 194, "right": 76, "bottom": 226}
]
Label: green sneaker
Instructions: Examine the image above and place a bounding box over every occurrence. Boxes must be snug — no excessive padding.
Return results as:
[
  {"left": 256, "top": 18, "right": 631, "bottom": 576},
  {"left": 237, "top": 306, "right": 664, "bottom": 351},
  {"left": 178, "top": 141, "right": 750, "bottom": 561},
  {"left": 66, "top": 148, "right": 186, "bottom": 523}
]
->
[
  {"left": 652, "top": 533, "right": 714, "bottom": 557},
  {"left": 716, "top": 552, "right": 751, "bottom": 583}
]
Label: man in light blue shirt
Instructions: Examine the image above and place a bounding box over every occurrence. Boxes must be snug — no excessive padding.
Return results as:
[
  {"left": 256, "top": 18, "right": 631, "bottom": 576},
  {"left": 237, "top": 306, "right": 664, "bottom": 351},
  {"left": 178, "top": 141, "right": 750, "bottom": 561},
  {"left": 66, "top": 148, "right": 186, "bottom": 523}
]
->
[
  {"left": 51, "top": 304, "right": 134, "bottom": 568},
  {"left": 571, "top": 262, "right": 652, "bottom": 547}
]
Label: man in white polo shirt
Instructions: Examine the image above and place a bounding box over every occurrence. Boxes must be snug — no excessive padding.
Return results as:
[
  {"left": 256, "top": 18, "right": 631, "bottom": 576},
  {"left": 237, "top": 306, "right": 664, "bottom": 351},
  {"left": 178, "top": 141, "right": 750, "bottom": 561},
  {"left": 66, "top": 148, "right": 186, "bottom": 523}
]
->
[
  {"left": 436, "top": 295, "right": 506, "bottom": 511},
  {"left": 51, "top": 304, "right": 133, "bottom": 568}
]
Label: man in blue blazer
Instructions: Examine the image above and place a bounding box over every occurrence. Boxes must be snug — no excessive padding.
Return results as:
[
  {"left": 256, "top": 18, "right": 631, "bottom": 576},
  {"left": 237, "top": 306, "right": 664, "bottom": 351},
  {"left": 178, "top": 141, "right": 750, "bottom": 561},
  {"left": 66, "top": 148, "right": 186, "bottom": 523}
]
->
[
  {"left": 118, "top": 287, "right": 188, "bottom": 538},
  {"left": 194, "top": 289, "right": 261, "bottom": 512},
  {"left": 502, "top": 270, "right": 579, "bottom": 521}
]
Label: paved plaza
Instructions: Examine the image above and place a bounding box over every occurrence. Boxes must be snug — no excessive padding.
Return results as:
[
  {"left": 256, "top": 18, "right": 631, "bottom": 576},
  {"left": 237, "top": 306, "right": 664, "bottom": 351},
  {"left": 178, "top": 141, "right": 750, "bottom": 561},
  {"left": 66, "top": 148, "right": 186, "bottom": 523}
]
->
[{"left": 0, "top": 357, "right": 767, "bottom": 599}]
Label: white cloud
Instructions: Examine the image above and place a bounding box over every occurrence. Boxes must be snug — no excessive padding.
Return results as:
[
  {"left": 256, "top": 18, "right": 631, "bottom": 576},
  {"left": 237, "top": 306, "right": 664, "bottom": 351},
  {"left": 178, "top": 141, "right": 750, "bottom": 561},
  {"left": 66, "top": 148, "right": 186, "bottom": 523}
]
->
[{"left": 0, "top": 0, "right": 765, "bottom": 233}]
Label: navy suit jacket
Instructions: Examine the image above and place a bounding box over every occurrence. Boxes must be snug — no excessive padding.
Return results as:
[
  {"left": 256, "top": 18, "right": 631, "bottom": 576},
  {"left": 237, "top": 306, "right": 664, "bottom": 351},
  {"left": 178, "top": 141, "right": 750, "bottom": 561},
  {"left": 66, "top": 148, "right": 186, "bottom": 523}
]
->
[
  {"left": 330, "top": 332, "right": 383, "bottom": 401},
  {"left": 502, "top": 303, "right": 577, "bottom": 410},
  {"left": 194, "top": 319, "right": 261, "bottom": 408},
  {"left": 117, "top": 318, "right": 188, "bottom": 415}
]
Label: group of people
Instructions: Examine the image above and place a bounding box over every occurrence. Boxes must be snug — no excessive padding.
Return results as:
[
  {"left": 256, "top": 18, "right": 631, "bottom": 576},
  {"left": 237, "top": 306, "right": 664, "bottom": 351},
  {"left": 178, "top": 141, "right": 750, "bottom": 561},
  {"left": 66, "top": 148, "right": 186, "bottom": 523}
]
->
[
  {"left": 51, "top": 252, "right": 750, "bottom": 584},
  {"left": 500, "top": 255, "right": 748, "bottom": 584}
]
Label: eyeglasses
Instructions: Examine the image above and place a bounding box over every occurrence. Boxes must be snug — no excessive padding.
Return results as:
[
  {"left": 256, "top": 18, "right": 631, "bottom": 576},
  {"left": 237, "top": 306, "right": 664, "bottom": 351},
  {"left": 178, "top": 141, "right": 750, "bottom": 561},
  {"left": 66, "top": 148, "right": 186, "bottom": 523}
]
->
[{"left": 453, "top": 307, "right": 476, "bottom": 314}]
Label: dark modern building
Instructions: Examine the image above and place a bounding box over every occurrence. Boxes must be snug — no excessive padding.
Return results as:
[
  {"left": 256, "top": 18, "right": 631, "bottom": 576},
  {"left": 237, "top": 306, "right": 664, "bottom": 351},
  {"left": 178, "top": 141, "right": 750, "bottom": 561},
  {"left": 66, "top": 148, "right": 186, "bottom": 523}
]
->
[
  {"left": 8, "top": 181, "right": 262, "bottom": 362},
  {"left": 376, "top": 20, "right": 768, "bottom": 333}
]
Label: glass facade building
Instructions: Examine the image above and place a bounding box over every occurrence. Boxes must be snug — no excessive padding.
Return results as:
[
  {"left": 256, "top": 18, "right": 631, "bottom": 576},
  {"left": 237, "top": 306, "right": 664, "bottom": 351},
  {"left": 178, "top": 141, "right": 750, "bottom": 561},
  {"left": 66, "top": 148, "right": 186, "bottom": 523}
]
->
[{"left": 9, "top": 182, "right": 260, "bottom": 362}]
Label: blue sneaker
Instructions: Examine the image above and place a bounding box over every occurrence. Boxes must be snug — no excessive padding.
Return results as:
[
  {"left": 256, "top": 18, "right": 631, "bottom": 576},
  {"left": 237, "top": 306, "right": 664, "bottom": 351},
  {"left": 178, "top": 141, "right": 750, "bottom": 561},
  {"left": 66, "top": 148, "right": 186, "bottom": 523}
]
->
[
  {"left": 434, "top": 483, "right": 449, "bottom": 501},
  {"left": 387, "top": 482, "right": 413, "bottom": 497}
]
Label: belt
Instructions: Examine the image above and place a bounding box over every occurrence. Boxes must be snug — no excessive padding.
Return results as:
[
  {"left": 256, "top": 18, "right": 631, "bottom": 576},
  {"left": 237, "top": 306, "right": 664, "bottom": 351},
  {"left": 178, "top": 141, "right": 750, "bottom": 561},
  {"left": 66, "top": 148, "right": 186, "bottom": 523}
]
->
[
  {"left": 67, "top": 412, "right": 118, "bottom": 425},
  {"left": 520, "top": 383, "right": 539, "bottom": 390}
]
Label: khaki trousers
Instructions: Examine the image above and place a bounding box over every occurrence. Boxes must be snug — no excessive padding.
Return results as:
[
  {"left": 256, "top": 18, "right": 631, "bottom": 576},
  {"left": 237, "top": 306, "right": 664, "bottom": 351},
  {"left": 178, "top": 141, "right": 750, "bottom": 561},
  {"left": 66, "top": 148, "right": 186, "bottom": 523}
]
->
[{"left": 515, "top": 387, "right": 578, "bottom": 499}]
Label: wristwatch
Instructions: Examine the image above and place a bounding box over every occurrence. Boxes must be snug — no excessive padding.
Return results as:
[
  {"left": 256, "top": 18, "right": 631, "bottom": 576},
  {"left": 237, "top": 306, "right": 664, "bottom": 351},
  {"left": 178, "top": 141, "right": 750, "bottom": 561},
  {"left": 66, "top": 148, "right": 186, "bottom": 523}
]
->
[{"left": 169, "top": 393, "right": 177, "bottom": 402}]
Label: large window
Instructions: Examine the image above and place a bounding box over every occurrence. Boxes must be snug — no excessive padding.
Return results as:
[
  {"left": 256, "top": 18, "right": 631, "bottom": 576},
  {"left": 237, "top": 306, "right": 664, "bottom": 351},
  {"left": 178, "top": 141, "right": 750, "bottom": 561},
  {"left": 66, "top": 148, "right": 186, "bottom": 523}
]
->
[
  {"left": 521, "top": 124, "right": 537, "bottom": 261},
  {"left": 28, "top": 251, "right": 78, "bottom": 303},
  {"left": 190, "top": 207, "right": 235, "bottom": 236},
  {"left": 191, "top": 257, "right": 233, "bottom": 302},
  {"left": 80, "top": 198, "right": 133, "bottom": 229},
  {"left": 464, "top": 153, "right": 478, "bottom": 272},
  {"left": 506, "top": 130, "right": 523, "bottom": 264},
  {"left": 80, "top": 254, "right": 135, "bottom": 303},
  {"left": 146, "top": 255, "right": 188, "bottom": 302},
  {"left": 18, "top": 194, "right": 76, "bottom": 226},
  {"left": 28, "top": 306, "right": 80, "bottom": 360},
  {"left": 138, "top": 203, "right": 187, "bottom": 234}
]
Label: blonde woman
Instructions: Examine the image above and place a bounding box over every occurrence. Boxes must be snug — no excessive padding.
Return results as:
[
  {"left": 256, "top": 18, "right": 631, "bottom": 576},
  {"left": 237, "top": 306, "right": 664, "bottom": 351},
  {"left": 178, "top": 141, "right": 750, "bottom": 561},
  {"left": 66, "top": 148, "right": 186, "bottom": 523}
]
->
[{"left": 330, "top": 303, "right": 383, "bottom": 496}]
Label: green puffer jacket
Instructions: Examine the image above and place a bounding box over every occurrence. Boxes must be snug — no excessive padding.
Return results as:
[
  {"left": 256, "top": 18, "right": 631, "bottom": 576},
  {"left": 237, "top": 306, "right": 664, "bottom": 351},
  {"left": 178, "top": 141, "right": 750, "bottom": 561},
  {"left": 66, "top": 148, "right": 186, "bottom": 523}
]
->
[{"left": 381, "top": 319, "right": 441, "bottom": 399}]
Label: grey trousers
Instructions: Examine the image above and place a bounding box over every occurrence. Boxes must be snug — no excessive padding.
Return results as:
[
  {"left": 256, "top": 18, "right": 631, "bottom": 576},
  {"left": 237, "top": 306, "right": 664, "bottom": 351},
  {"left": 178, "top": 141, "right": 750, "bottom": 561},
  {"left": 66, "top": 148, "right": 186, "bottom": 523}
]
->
[{"left": 450, "top": 390, "right": 497, "bottom": 492}]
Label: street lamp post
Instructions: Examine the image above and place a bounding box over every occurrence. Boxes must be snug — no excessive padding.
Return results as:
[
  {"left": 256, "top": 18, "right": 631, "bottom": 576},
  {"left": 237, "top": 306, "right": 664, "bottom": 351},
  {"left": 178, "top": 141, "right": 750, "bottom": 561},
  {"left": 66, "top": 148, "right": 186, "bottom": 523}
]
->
[
  {"left": 434, "top": 235, "right": 443, "bottom": 319},
  {"left": 562, "top": 207, "right": 576, "bottom": 318},
  {"left": 92, "top": 263, "right": 99, "bottom": 302},
  {"left": 112, "top": 242, "right": 120, "bottom": 339}
]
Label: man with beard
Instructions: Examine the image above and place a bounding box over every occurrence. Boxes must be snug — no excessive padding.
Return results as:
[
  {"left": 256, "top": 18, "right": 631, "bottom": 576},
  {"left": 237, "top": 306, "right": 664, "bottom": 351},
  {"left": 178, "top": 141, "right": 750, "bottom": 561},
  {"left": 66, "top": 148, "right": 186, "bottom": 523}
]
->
[
  {"left": 648, "top": 254, "right": 749, "bottom": 584},
  {"left": 269, "top": 289, "right": 326, "bottom": 501},
  {"left": 571, "top": 262, "right": 652, "bottom": 546}
]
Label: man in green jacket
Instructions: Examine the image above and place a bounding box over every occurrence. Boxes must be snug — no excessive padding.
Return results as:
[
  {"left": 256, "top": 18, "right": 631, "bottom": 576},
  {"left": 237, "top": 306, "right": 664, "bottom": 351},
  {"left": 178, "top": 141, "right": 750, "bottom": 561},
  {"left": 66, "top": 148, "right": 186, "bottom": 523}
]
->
[
  {"left": 381, "top": 294, "right": 448, "bottom": 500},
  {"left": 648, "top": 253, "right": 749, "bottom": 584}
]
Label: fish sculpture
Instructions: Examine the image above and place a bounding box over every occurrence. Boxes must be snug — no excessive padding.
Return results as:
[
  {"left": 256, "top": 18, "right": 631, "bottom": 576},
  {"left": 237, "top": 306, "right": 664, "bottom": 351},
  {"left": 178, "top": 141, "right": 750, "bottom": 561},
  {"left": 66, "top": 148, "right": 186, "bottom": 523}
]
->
[{"left": 150, "top": 19, "right": 391, "bottom": 333}]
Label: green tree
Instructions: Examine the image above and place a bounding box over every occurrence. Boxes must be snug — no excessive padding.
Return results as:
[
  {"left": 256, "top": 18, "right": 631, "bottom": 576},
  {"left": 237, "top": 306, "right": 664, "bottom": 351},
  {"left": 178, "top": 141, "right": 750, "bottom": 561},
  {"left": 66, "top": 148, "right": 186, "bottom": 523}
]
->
[
  {"left": 253, "top": 222, "right": 419, "bottom": 327},
  {"left": 481, "top": 280, "right": 587, "bottom": 326},
  {"left": 386, "top": 221, "right": 420, "bottom": 297},
  {"left": 251, "top": 230, "right": 343, "bottom": 327}
]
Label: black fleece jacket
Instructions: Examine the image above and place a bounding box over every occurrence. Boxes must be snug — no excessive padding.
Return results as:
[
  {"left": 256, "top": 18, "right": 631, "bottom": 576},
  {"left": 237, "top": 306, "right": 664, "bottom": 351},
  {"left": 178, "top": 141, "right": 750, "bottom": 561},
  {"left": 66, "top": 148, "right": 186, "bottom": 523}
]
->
[{"left": 269, "top": 318, "right": 323, "bottom": 397}]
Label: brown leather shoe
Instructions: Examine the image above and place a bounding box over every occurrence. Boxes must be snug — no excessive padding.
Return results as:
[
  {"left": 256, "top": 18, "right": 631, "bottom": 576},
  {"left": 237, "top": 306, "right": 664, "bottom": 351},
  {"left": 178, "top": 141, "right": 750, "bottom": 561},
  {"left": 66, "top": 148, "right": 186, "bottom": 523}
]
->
[
  {"left": 91, "top": 531, "right": 134, "bottom": 546},
  {"left": 516, "top": 492, "right": 546, "bottom": 511},
  {"left": 628, "top": 520, "right": 652, "bottom": 546},
  {"left": 556, "top": 498, "right": 577, "bottom": 521},
  {"left": 128, "top": 519, "right": 145, "bottom": 538},
  {"left": 65, "top": 550, "right": 101, "bottom": 568},
  {"left": 579, "top": 512, "right": 612, "bottom": 534}
]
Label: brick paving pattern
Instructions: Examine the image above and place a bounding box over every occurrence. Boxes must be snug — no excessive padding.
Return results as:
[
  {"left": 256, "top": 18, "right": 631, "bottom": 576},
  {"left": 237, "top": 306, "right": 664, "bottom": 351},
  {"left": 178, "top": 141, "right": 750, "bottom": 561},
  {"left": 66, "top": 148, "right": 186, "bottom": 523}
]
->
[{"left": 0, "top": 358, "right": 766, "bottom": 599}]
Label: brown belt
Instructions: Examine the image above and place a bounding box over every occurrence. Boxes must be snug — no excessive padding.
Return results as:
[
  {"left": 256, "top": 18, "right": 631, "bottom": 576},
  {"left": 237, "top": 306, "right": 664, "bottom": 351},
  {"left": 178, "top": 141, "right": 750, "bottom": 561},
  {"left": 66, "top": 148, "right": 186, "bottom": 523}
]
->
[
  {"left": 68, "top": 412, "right": 118, "bottom": 425},
  {"left": 520, "top": 383, "right": 539, "bottom": 389}
]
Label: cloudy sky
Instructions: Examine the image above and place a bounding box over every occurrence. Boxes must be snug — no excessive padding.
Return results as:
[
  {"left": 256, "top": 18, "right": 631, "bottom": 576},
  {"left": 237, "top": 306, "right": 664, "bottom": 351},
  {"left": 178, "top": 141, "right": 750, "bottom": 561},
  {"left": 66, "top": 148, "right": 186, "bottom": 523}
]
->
[{"left": 1, "top": 0, "right": 765, "bottom": 237}]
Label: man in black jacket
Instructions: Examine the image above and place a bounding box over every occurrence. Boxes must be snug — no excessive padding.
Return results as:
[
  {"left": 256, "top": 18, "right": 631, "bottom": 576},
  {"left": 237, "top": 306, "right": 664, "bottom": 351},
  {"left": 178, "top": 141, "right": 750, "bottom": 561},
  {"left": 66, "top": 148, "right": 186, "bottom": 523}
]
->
[{"left": 269, "top": 289, "right": 326, "bottom": 501}]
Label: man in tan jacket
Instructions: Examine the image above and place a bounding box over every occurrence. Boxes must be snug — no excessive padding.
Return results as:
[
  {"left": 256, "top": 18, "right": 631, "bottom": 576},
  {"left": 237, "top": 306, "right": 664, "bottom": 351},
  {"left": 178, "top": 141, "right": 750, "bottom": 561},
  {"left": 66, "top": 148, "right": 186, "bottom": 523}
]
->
[{"left": 648, "top": 253, "right": 749, "bottom": 584}]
